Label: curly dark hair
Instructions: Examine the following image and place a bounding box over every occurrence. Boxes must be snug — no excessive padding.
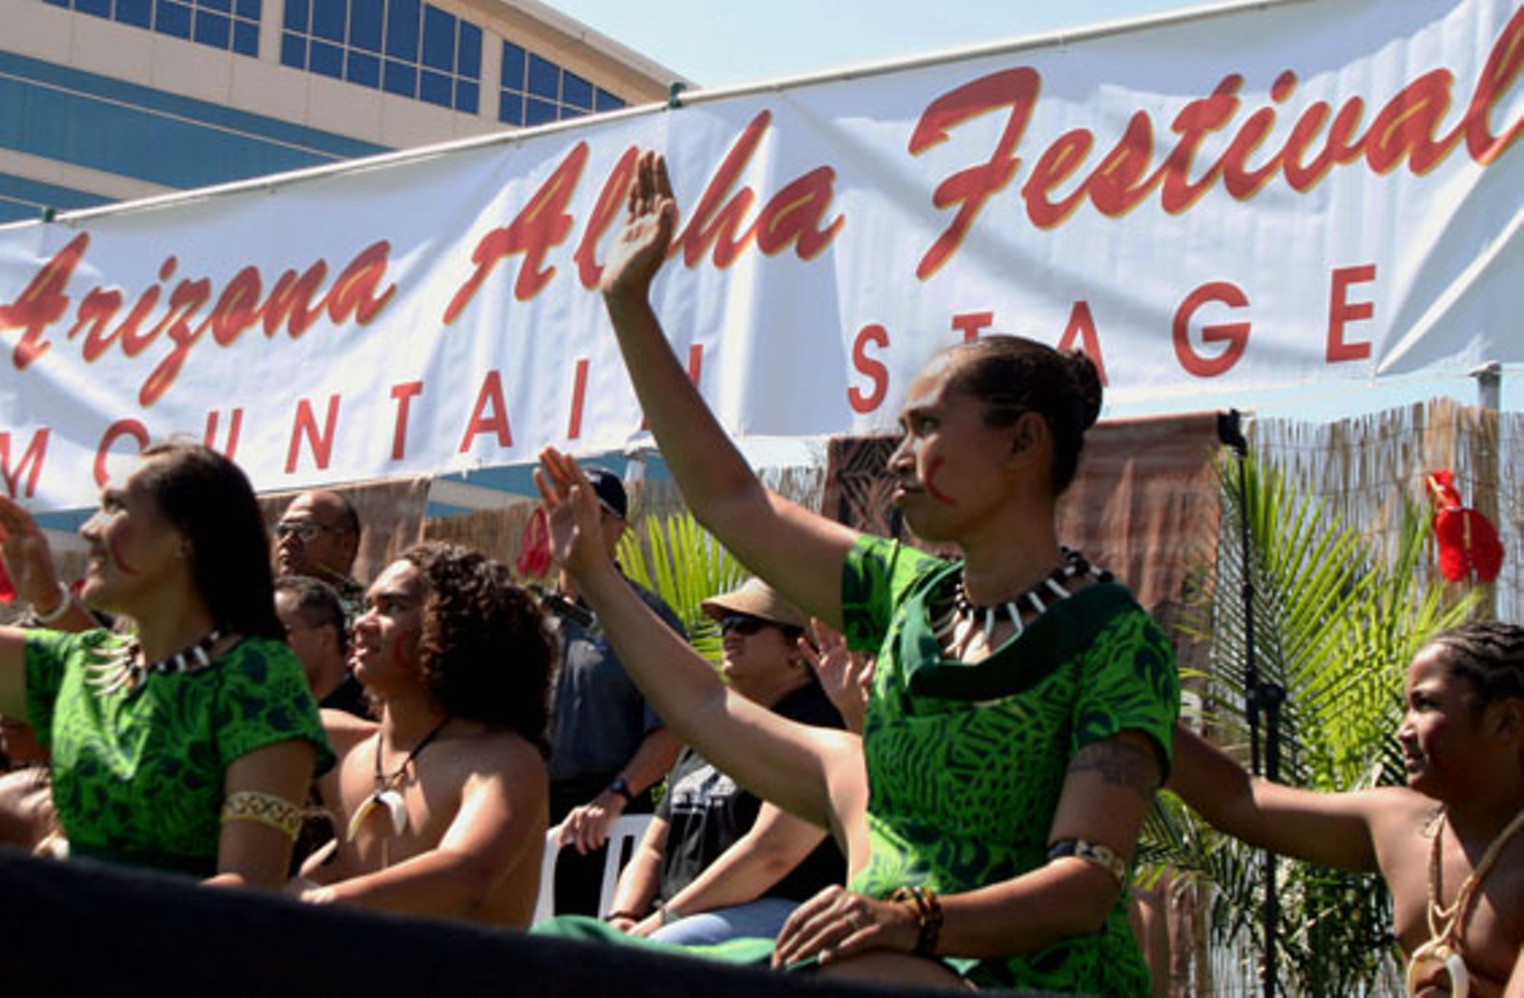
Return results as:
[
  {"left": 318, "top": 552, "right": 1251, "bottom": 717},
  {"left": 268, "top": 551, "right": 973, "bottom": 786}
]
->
[
  {"left": 401, "top": 543, "right": 553, "bottom": 754},
  {"left": 1426, "top": 621, "right": 1524, "bottom": 708},
  {"left": 941, "top": 334, "right": 1104, "bottom": 495}
]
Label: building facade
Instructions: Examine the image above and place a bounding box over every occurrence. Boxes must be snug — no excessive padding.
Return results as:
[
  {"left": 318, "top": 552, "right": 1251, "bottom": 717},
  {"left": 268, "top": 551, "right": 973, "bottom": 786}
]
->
[{"left": 0, "top": 0, "right": 683, "bottom": 223}]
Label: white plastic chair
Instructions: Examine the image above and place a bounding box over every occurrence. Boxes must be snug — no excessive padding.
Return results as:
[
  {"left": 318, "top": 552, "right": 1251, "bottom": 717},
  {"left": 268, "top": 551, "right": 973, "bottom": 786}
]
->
[{"left": 533, "top": 812, "right": 653, "bottom": 924}]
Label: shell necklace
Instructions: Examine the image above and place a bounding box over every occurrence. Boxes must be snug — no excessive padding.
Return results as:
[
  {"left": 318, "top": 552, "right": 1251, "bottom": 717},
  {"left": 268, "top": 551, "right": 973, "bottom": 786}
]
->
[
  {"left": 1405, "top": 804, "right": 1524, "bottom": 998},
  {"left": 345, "top": 717, "right": 451, "bottom": 842},
  {"left": 930, "top": 548, "right": 1111, "bottom": 652},
  {"left": 83, "top": 628, "right": 224, "bottom": 696}
]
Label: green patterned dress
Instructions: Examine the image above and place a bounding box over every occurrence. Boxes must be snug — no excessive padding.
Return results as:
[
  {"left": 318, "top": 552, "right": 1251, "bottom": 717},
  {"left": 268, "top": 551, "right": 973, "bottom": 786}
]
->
[
  {"left": 24, "top": 629, "right": 333, "bottom": 876},
  {"left": 841, "top": 536, "right": 1179, "bottom": 996}
]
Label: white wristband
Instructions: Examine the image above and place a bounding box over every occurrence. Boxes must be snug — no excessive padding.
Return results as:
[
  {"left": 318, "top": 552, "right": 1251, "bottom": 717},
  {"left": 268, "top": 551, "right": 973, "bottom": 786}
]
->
[{"left": 33, "top": 582, "right": 73, "bottom": 625}]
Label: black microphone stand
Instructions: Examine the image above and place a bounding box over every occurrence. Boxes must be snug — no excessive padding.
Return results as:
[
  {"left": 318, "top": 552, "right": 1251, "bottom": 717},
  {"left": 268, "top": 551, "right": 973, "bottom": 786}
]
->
[{"left": 1217, "top": 409, "right": 1283, "bottom": 997}]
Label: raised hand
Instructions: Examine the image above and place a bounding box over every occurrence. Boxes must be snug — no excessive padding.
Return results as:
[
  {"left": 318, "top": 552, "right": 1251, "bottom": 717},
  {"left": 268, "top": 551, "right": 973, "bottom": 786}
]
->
[
  {"left": 600, "top": 150, "right": 678, "bottom": 304},
  {"left": 533, "top": 447, "right": 613, "bottom": 582},
  {"left": 799, "top": 618, "right": 874, "bottom": 734},
  {"left": 0, "top": 494, "right": 64, "bottom": 611}
]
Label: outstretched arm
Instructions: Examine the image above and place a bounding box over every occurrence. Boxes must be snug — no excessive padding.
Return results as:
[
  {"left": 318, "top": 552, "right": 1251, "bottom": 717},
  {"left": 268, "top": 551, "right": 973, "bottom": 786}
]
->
[
  {"left": 600, "top": 151, "right": 858, "bottom": 629},
  {"left": 1169, "top": 722, "right": 1379, "bottom": 871},
  {"left": 536, "top": 449, "right": 846, "bottom": 830}
]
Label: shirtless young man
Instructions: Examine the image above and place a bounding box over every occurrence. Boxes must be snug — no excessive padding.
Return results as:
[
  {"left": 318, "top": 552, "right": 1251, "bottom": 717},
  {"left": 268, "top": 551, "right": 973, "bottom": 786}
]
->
[
  {"left": 297, "top": 543, "right": 554, "bottom": 927},
  {"left": 1171, "top": 622, "right": 1524, "bottom": 996}
]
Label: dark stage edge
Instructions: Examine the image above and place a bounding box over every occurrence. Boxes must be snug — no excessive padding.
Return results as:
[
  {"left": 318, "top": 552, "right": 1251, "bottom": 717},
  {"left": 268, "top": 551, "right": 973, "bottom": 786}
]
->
[{"left": 0, "top": 848, "right": 1060, "bottom": 996}]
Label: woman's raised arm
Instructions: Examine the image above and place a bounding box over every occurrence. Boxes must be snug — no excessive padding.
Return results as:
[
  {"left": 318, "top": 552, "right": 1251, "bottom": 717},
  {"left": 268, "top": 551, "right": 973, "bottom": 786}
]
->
[
  {"left": 599, "top": 150, "right": 857, "bottom": 629},
  {"left": 536, "top": 448, "right": 844, "bottom": 829}
]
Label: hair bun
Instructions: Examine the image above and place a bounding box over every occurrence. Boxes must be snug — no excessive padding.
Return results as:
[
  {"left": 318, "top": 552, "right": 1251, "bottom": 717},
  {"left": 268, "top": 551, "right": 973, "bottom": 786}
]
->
[{"left": 1065, "top": 350, "right": 1104, "bottom": 429}]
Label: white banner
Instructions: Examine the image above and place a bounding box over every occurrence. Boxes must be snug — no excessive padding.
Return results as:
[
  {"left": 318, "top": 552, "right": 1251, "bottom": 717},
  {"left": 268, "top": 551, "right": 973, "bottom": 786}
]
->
[{"left": 2, "top": 0, "right": 1520, "bottom": 510}]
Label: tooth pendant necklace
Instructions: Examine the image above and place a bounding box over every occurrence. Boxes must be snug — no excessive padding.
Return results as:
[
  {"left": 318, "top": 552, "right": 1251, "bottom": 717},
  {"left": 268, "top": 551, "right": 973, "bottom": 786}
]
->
[
  {"left": 347, "top": 717, "right": 451, "bottom": 842},
  {"left": 83, "top": 629, "right": 224, "bottom": 696},
  {"left": 1405, "top": 805, "right": 1524, "bottom": 998},
  {"left": 932, "top": 548, "right": 1111, "bottom": 652}
]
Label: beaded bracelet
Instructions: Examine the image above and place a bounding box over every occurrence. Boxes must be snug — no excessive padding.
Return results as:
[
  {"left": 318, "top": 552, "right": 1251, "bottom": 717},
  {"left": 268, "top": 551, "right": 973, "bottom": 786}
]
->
[
  {"left": 33, "top": 582, "right": 74, "bottom": 626},
  {"left": 889, "top": 885, "right": 943, "bottom": 957}
]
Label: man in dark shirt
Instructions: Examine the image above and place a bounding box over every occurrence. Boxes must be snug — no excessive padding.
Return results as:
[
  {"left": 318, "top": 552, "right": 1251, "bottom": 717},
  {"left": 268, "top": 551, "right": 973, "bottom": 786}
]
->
[{"left": 545, "top": 467, "right": 684, "bottom": 916}]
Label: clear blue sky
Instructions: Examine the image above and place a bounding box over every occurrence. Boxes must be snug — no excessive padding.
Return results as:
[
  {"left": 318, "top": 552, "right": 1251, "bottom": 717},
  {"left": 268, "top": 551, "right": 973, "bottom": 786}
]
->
[{"left": 547, "top": 0, "right": 1215, "bottom": 89}]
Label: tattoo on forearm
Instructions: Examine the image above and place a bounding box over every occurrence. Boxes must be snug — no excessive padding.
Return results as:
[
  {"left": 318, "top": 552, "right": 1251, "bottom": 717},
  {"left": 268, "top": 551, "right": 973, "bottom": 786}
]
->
[{"left": 1067, "top": 740, "right": 1162, "bottom": 799}]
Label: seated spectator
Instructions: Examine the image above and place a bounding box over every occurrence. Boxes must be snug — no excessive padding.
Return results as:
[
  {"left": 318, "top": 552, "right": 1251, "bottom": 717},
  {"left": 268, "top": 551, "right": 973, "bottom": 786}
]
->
[
  {"left": 274, "top": 490, "right": 365, "bottom": 618},
  {"left": 274, "top": 575, "right": 369, "bottom": 718},
  {"left": 544, "top": 466, "right": 683, "bottom": 917},
  {"left": 0, "top": 444, "right": 329, "bottom": 887},
  {"left": 1170, "top": 622, "right": 1523, "bottom": 996},
  {"left": 296, "top": 543, "right": 553, "bottom": 926},
  {"left": 604, "top": 580, "right": 845, "bottom": 945}
]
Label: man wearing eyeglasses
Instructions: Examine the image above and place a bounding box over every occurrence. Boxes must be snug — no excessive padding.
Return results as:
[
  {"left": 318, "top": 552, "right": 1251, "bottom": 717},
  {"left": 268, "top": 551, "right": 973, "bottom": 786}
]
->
[
  {"left": 274, "top": 490, "right": 365, "bottom": 619},
  {"left": 544, "top": 466, "right": 684, "bottom": 917}
]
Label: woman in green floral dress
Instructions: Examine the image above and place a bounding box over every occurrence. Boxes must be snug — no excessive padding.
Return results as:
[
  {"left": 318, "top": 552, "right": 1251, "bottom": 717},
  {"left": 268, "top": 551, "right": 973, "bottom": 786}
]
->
[
  {"left": 0, "top": 443, "right": 331, "bottom": 887},
  {"left": 533, "top": 151, "right": 1179, "bottom": 995}
]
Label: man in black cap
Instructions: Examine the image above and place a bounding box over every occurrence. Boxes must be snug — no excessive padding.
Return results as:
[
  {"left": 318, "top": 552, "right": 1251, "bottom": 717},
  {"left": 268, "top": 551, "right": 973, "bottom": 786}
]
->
[{"left": 543, "top": 466, "right": 684, "bottom": 916}]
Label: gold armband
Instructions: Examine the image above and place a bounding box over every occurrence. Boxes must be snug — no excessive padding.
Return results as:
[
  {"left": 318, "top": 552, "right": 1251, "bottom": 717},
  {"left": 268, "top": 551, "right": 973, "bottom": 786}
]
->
[
  {"left": 221, "top": 791, "right": 303, "bottom": 839},
  {"left": 1047, "top": 838, "right": 1128, "bottom": 885}
]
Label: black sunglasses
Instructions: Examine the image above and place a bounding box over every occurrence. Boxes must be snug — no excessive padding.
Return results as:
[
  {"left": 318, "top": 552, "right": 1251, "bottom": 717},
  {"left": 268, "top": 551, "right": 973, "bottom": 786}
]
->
[{"left": 720, "top": 615, "right": 774, "bottom": 637}]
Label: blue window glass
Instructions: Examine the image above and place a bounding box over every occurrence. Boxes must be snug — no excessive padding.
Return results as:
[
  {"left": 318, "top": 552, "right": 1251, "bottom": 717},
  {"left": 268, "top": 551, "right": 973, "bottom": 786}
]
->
[
  {"left": 561, "top": 105, "right": 588, "bottom": 121},
  {"left": 116, "top": 0, "right": 153, "bottom": 28},
  {"left": 194, "top": 9, "right": 231, "bottom": 47},
  {"left": 421, "top": 6, "right": 454, "bottom": 71},
  {"left": 500, "top": 41, "right": 525, "bottom": 89},
  {"left": 457, "top": 21, "right": 481, "bottom": 78},
  {"left": 310, "top": 39, "right": 344, "bottom": 77},
  {"left": 44, "top": 0, "right": 69, "bottom": 8},
  {"left": 595, "top": 88, "right": 625, "bottom": 112},
  {"left": 498, "top": 92, "right": 523, "bottom": 125},
  {"left": 235, "top": 0, "right": 260, "bottom": 19},
  {"left": 311, "top": 0, "right": 345, "bottom": 42},
  {"left": 455, "top": 79, "right": 478, "bottom": 114},
  {"left": 383, "top": 59, "right": 417, "bottom": 97},
  {"left": 76, "top": 0, "right": 111, "bottom": 16},
  {"left": 280, "top": 31, "right": 307, "bottom": 67},
  {"left": 419, "top": 68, "right": 451, "bottom": 107},
  {"left": 563, "top": 72, "right": 592, "bottom": 110},
  {"left": 200, "top": 0, "right": 231, "bottom": 13},
  {"left": 385, "top": 0, "right": 419, "bottom": 60},
  {"left": 349, "top": 0, "right": 382, "bottom": 51},
  {"left": 526, "top": 97, "right": 556, "bottom": 126},
  {"left": 528, "top": 54, "right": 558, "bottom": 100},
  {"left": 233, "top": 19, "right": 258, "bottom": 55},
  {"left": 283, "top": 0, "right": 309, "bottom": 31},
  {"left": 156, "top": 0, "right": 192, "bottom": 38},
  {"left": 347, "top": 50, "right": 380, "bottom": 87}
]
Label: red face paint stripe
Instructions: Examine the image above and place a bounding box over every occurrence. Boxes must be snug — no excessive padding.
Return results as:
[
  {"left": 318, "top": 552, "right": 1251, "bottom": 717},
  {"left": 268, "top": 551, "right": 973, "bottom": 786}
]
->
[
  {"left": 108, "top": 530, "right": 142, "bottom": 576},
  {"left": 924, "top": 457, "right": 956, "bottom": 505}
]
